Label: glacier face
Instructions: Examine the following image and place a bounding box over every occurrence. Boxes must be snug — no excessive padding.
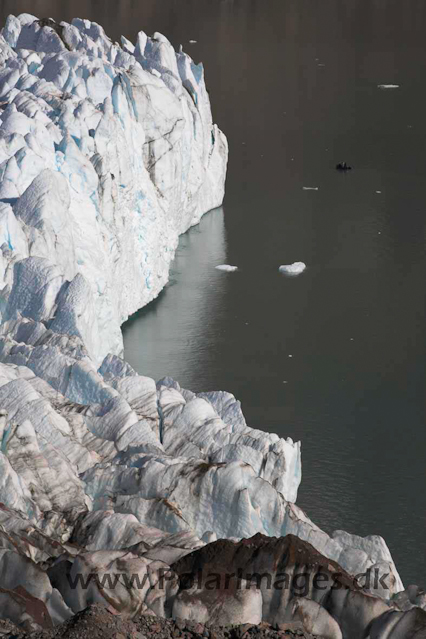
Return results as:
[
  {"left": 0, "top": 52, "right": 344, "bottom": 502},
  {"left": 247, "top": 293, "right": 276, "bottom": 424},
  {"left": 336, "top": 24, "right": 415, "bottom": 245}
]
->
[
  {"left": 0, "top": 14, "right": 228, "bottom": 365},
  {"left": 0, "top": 13, "right": 415, "bottom": 635},
  {"left": 0, "top": 340, "right": 402, "bottom": 595}
]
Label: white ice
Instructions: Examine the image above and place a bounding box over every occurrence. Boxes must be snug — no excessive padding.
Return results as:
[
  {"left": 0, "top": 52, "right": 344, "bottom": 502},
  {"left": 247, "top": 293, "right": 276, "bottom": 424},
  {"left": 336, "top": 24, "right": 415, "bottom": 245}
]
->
[
  {"left": 0, "top": 13, "right": 228, "bottom": 365},
  {"left": 215, "top": 264, "right": 238, "bottom": 272},
  {"left": 279, "top": 262, "right": 306, "bottom": 275}
]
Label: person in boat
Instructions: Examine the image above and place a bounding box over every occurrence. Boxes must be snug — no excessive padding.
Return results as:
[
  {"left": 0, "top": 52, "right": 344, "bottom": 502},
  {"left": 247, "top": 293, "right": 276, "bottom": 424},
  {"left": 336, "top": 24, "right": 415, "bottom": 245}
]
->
[{"left": 336, "top": 162, "right": 352, "bottom": 171}]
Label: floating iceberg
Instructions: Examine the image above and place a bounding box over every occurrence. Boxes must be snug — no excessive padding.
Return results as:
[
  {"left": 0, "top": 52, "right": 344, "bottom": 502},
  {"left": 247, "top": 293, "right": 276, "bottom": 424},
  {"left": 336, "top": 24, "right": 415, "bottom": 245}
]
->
[
  {"left": 377, "top": 84, "right": 400, "bottom": 89},
  {"left": 215, "top": 264, "right": 238, "bottom": 272},
  {"left": 302, "top": 186, "right": 318, "bottom": 190},
  {"left": 279, "top": 262, "right": 307, "bottom": 275}
]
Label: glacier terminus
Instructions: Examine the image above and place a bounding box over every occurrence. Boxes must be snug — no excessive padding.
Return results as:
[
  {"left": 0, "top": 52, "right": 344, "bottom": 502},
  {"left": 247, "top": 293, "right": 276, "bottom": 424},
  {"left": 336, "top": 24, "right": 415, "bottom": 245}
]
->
[{"left": 0, "top": 13, "right": 423, "bottom": 638}]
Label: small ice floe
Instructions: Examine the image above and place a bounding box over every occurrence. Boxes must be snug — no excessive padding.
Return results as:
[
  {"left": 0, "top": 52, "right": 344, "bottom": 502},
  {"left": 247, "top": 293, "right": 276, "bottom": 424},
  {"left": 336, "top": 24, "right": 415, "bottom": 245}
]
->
[
  {"left": 215, "top": 264, "right": 238, "bottom": 272},
  {"left": 376, "top": 190, "right": 382, "bottom": 193},
  {"left": 377, "top": 84, "right": 399, "bottom": 89},
  {"left": 279, "top": 262, "right": 306, "bottom": 276},
  {"left": 189, "top": 40, "right": 197, "bottom": 44},
  {"left": 302, "top": 186, "right": 318, "bottom": 191}
]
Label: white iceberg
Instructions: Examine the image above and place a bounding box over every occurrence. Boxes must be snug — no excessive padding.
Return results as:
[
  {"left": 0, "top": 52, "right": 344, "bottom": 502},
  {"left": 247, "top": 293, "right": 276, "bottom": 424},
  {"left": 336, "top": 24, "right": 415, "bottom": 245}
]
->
[
  {"left": 279, "top": 261, "right": 307, "bottom": 275},
  {"left": 215, "top": 264, "right": 238, "bottom": 272},
  {"left": 377, "top": 84, "right": 400, "bottom": 89}
]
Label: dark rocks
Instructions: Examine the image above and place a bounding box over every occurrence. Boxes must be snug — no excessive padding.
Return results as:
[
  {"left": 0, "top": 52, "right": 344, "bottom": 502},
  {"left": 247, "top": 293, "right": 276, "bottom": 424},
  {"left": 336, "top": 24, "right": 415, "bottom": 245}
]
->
[
  {"left": 35, "top": 18, "right": 72, "bottom": 51},
  {"left": 1, "top": 532, "right": 425, "bottom": 638},
  {"left": 0, "top": 604, "right": 317, "bottom": 639},
  {"left": 0, "top": 618, "right": 21, "bottom": 636}
]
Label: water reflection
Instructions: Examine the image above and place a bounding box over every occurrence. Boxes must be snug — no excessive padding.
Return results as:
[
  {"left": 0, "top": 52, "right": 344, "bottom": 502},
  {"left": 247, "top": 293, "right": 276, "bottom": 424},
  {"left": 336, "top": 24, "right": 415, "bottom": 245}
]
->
[{"left": 123, "top": 208, "right": 227, "bottom": 386}]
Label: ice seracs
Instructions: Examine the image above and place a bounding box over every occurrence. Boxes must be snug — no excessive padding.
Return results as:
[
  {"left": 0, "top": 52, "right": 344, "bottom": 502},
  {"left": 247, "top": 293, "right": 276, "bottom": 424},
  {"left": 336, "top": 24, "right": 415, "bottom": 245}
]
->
[
  {"left": 172, "top": 534, "right": 425, "bottom": 634},
  {"left": 0, "top": 341, "right": 404, "bottom": 600},
  {"left": 0, "top": 12, "right": 228, "bottom": 365},
  {"left": 279, "top": 262, "right": 306, "bottom": 275}
]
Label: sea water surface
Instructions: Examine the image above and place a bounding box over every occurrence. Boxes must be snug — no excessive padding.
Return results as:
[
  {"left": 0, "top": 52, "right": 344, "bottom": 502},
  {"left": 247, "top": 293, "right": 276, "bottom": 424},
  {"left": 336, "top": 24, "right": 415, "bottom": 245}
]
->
[{"left": 3, "top": 0, "right": 426, "bottom": 586}]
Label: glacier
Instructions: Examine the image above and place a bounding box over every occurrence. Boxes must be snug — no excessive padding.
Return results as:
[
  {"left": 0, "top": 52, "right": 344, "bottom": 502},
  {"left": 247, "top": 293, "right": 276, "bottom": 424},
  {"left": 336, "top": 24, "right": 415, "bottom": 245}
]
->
[
  {"left": 0, "top": 13, "right": 228, "bottom": 365},
  {"left": 0, "top": 13, "right": 423, "bottom": 638}
]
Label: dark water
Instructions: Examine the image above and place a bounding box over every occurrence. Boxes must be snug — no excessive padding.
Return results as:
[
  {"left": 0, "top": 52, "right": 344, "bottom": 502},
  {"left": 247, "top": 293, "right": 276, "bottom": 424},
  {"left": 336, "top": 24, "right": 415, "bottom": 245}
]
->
[{"left": 3, "top": 0, "right": 426, "bottom": 587}]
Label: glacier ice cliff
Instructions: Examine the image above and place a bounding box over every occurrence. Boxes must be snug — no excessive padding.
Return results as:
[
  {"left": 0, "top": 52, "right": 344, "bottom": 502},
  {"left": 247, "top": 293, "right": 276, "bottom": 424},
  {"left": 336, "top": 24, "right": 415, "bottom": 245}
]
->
[
  {"left": 0, "top": 13, "right": 423, "bottom": 639},
  {"left": 0, "top": 13, "right": 228, "bottom": 364}
]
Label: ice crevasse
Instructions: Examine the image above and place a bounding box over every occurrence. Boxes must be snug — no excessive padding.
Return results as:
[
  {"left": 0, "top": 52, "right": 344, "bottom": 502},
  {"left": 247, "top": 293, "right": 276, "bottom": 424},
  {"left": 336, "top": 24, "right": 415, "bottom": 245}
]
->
[{"left": 0, "top": 14, "right": 411, "bottom": 632}]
